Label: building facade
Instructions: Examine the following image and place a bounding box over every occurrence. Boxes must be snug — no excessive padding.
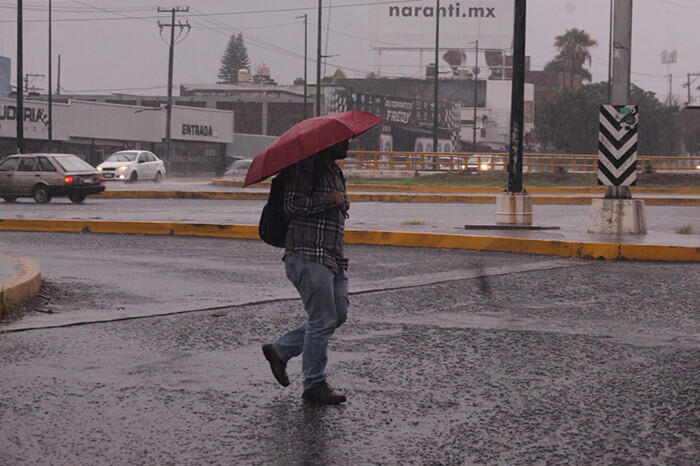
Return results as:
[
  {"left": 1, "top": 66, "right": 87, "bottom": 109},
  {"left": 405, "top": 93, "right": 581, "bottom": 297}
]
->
[{"left": 0, "top": 98, "right": 234, "bottom": 175}]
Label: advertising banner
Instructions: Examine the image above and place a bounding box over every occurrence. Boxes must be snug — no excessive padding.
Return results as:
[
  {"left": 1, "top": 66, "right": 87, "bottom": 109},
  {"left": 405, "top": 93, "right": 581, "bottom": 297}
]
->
[{"left": 371, "top": 0, "right": 514, "bottom": 51}]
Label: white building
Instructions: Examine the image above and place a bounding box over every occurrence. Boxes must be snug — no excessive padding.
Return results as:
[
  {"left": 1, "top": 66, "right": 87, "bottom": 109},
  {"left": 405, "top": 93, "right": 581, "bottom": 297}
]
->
[
  {"left": 459, "top": 80, "right": 535, "bottom": 151},
  {"left": 0, "top": 98, "right": 234, "bottom": 174}
]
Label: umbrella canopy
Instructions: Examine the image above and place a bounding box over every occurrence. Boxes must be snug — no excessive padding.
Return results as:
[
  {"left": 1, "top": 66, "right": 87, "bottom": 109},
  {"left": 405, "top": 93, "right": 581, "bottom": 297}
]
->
[{"left": 243, "top": 110, "right": 384, "bottom": 187}]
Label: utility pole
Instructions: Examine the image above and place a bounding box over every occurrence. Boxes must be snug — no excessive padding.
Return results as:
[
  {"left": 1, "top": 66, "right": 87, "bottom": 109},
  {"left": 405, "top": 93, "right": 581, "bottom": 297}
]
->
[
  {"left": 493, "top": 0, "right": 532, "bottom": 226},
  {"left": 295, "top": 14, "right": 308, "bottom": 119},
  {"left": 48, "top": 0, "right": 53, "bottom": 152},
  {"left": 472, "top": 39, "right": 479, "bottom": 149},
  {"left": 433, "top": 0, "right": 440, "bottom": 154},
  {"left": 316, "top": 1, "right": 322, "bottom": 117},
  {"left": 158, "top": 6, "right": 190, "bottom": 173},
  {"left": 16, "top": 0, "right": 24, "bottom": 153},
  {"left": 57, "top": 54, "right": 61, "bottom": 95},
  {"left": 507, "top": 0, "right": 526, "bottom": 193}
]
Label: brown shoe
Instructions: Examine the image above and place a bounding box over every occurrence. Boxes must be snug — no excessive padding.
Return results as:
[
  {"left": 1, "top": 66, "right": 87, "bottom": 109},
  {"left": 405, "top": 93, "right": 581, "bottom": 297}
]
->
[
  {"left": 262, "top": 344, "right": 290, "bottom": 387},
  {"left": 302, "top": 381, "right": 347, "bottom": 405}
]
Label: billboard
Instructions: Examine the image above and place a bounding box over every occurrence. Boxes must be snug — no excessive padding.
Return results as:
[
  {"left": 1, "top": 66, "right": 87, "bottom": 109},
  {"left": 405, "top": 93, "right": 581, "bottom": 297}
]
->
[{"left": 371, "top": 0, "right": 514, "bottom": 51}]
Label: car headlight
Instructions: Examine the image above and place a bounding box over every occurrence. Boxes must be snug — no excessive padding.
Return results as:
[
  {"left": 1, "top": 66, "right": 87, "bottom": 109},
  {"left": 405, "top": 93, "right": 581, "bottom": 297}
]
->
[
  {"left": 96, "top": 166, "right": 102, "bottom": 171},
  {"left": 480, "top": 163, "right": 490, "bottom": 171},
  {"left": 118, "top": 165, "right": 129, "bottom": 171}
]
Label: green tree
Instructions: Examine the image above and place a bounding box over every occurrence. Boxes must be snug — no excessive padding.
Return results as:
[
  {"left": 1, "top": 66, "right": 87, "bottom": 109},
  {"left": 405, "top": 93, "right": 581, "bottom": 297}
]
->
[
  {"left": 544, "top": 28, "right": 598, "bottom": 85},
  {"left": 535, "top": 82, "right": 683, "bottom": 156},
  {"left": 218, "top": 33, "right": 251, "bottom": 83},
  {"left": 321, "top": 68, "right": 347, "bottom": 84}
]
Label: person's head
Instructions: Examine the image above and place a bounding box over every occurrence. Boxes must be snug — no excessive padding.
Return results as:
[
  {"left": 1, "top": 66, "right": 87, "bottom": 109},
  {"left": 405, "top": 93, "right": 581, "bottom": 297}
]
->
[{"left": 328, "top": 140, "right": 349, "bottom": 160}]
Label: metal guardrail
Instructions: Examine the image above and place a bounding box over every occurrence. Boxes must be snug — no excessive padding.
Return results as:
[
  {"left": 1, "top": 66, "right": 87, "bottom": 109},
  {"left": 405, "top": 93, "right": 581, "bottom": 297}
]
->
[{"left": 339, "top": 151, "right": 700, "bottom": 173}]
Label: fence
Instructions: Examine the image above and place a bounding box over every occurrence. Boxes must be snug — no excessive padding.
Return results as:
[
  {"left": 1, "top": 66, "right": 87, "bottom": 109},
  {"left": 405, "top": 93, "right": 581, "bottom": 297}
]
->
[{"left": 339, "top": 151, "right": 700, "bottom": 173}]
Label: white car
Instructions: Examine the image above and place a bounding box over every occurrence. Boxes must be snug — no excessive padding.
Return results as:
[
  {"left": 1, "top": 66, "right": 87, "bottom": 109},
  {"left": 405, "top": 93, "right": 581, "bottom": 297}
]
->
[
  {"left": 223, "top": 159, "right": 252, "bottom": 181},
  {"left": 97, "top": 150, "right": 165, "bottom": 182},
  {"left": 466, "top": 155, "right": 506, "bottom": 173}
]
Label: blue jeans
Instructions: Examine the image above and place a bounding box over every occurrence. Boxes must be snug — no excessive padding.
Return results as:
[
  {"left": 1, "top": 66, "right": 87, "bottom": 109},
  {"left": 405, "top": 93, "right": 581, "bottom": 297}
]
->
[{"left": 273, "top": 253, "right": 349, "bottom": 390}]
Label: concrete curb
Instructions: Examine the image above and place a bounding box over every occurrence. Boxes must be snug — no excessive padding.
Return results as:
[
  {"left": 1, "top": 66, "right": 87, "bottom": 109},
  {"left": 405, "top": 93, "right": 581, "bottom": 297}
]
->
[
  {"left": 213, "top": 178, "right": 700, "bottom": 195},
  {"left": 0, "top": 253, "right": 42, "bottom": 317},
  {"left": 97, "top": 190, "right": 700, "bottom": 206},
  {"left": 1, "top": 219, "right": 697, "bottom": 262}
]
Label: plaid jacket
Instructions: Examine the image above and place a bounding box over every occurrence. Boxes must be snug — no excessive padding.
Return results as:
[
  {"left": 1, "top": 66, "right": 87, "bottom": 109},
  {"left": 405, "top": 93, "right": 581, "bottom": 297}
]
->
[{"left": 283, "top": 156, "right": 350, "bottom": 270}]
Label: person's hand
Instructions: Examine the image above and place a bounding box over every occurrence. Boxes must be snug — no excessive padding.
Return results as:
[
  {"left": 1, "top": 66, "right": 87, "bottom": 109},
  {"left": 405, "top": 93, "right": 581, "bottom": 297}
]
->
[{"left": 331, "top": 190, "right": 345, "bottom": 205}]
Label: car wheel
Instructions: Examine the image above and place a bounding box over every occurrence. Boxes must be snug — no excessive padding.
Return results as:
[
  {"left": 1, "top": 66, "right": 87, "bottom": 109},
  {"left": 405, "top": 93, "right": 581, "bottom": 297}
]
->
[
  {"left": 154, "top": 171, "right": 162, "bottom": 183},
  {"left": 68, "top": 192, "right": 87, "bottom": 204},
  {"left": 3, "top": 196, "right": 18, "bottom": 203},
  {"left": 129, "top": 171, "right": 138, "bottom": 183},
  {"left": 33, "top": 185, "right": 52, "bottom": 204}
]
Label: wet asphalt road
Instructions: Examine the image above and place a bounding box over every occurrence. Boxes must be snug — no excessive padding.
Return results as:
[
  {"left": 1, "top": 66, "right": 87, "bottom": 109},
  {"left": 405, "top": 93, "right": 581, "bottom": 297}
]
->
[{"left": 0, "top": 232, "right": 699, "bottom": 465}]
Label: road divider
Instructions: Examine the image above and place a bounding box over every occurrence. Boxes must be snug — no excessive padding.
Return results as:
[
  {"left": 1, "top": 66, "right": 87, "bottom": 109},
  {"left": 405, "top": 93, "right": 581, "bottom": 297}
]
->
[
  {"left": 97, "top": 190, "right": 700, "bottom": 206},
  {"left": 1, "top": 219, "right": 697, "bottom": 262},
  {"left": 213, "top": 178, "right": 700, "bottom": 196}
]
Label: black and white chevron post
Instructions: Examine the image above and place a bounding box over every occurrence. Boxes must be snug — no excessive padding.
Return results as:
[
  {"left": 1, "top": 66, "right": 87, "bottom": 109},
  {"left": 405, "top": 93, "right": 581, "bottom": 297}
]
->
[{"left": 598, "top": 104, "right": 638, "bottom": 186}]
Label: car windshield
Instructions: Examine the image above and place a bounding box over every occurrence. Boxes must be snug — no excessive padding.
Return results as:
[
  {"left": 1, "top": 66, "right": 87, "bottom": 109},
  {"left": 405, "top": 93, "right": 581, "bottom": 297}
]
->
[
  {"left": 105, "top": 152, "right": 138, "bottom": 162},
  {"left": 231, "top": 160, "right": 251, "bottom": 169},
  {"left": 53, "top": 155, "right": 96, "bottom": 172}
]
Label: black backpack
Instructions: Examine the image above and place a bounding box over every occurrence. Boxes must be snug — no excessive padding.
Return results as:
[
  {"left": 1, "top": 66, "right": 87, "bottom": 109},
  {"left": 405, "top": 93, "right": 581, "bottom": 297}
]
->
[{"left": 258, "top": 172, "right": 289, "bottom": 248}]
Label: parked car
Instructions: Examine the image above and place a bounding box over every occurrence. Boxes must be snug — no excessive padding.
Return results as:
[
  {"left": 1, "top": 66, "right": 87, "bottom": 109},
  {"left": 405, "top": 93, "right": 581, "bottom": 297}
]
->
[
  {"left": 438, "top": 156, "right": 467, "bottom": 171},
  {"left": 0, "top": 153, "right": 105, "bottom": 204},
  {"left": 97, "top": 150, "right": 165, "bottom": 182},
  {"left": 466, "top": 155, "right": 506, "bottom": 173},
  {"left": 223, "top": 159, "right": 252, "bottom": 180}
]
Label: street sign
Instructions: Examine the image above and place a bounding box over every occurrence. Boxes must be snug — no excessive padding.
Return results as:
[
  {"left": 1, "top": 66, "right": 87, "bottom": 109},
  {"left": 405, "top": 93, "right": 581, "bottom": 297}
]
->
[{"left": 598, "top": 105, "right": 638, "bottom": 186}]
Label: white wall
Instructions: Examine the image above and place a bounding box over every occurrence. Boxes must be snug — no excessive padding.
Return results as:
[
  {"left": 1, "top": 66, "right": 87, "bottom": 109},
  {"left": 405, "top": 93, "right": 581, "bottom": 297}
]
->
[{"left": 0, "top": 98, "right": 234, "bottom": 144}]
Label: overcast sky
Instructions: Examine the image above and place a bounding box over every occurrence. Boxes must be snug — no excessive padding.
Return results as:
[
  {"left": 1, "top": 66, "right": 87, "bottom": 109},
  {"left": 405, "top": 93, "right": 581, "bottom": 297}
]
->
[{"left": 0, "top": 0, "right": 698, "bottom": 104}]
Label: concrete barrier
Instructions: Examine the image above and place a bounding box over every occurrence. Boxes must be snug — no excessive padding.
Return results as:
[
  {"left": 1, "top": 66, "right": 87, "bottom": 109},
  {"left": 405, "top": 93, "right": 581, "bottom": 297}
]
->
[{"left": 0, "top": 254, "right": 42, "bottom": 317}]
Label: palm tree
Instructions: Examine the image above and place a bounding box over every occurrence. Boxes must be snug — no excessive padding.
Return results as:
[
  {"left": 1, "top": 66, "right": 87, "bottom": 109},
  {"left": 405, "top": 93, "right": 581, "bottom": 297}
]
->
[{"left": 544, "top": 28, "right": 598, "bottom": 86}]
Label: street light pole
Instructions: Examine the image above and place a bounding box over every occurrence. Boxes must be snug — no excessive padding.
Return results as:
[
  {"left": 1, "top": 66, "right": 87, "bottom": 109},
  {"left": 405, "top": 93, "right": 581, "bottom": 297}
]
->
[
  {"left": 507, "top": 0, "right": 526, "bottom": 193},
  {"left": 433, "top": 0, "right": 440, "bottom": 154},
  {"left": 48, "top": 0, "right": 53, "bottom": 152},
  {"left": 316, "top": 1, "right": 322, "bottom": 117},
  {"left": 296, "top": 14, "right": 308, "bottom": 119},
  {"left": 16, "top": 0, "right": 24, "bottom": 153}
]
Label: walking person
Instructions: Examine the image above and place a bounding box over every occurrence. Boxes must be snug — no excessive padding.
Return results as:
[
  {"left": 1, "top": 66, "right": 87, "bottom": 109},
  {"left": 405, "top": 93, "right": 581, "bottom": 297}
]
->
[{"left": 262, "top": 140, "right": 351, "bottom": 405}]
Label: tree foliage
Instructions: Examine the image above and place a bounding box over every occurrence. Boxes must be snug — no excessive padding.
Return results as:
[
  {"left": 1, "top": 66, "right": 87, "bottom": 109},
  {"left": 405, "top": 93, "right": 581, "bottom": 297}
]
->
[
  {"left": 536, "top": 82, "right": 689, "bottom": 156},
  {"left": 321, "top": 68, "right": 347, "bottom": 84},
  {"left": 544, "top": 28, "right": 598, "bottom": 84},
  {"left": 218, "top": 33, "right": 251, "bottom": 83}
]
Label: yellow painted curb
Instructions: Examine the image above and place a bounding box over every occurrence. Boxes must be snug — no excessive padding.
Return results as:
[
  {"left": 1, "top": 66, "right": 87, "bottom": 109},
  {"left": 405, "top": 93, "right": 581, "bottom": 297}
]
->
[
  {"left": 0, "top": 254, "right": 42, "bottom": 317},
  {"left": 0, "top": 219, "right": 697, "bottom": 262},
  {"left": 96, "top": 190, "right": 700, "bottom": 206}
]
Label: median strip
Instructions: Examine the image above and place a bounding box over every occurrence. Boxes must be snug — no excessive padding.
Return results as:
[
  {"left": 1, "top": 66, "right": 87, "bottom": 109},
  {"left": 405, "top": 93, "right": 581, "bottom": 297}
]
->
[
  {"left": 1, "top": 219, "right": 697, "bottom": 262},
  {"left": 96, "top": 190, "right": 700, "bottom": 206}
]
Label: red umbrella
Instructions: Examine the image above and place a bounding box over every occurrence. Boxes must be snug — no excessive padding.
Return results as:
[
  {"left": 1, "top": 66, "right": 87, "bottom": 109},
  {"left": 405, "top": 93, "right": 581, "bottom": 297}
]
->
[{"left": 243, "top": 110, "right": 384, "bottom": 187}]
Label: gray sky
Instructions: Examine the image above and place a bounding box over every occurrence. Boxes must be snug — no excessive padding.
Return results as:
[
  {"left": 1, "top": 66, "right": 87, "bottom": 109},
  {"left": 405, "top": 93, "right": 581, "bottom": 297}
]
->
[{"left": 0, "top": 0, "right": 698, "bottom": 104}]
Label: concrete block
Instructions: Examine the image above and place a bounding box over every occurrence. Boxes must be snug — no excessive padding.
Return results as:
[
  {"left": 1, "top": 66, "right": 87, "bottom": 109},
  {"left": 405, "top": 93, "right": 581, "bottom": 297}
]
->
[
  {"left": 495, "top": 192, "right": 533, "bottom": 225},
  {"left": 588, "top": 199, "right": 647, "bottom": 234}
]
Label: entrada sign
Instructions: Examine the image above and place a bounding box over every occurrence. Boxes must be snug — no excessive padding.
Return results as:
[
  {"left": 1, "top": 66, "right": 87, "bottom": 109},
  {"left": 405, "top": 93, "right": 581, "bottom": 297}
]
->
[{"left": 181, "top": 123, "right": 213, "bottom": 137}]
